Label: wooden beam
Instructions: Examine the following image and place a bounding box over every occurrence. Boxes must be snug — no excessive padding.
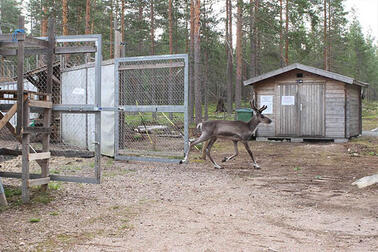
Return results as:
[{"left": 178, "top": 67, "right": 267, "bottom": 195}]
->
[
  {"left": 118, "top": 62, "right": 185, "bottom": 71},
  {"left": 55, "top": 46, "right": 97, "bottom": 55},
  {"left": 0, "top": 111, "right": 17, "bottom": 136},
  {"left": 23, "top": 126, "right": 51, "bottom": 134},
  {"left": 0, "top": 48, "right": 16, "bottom": 56},
  {"left": 24, "top": 37, "right": 49, "bottom": 48},
  {"left": 0, "top": 103, "right": 17, "bottom": 131},
  {"left": 0, "top": 33, "right": 24, "bottom": 42},
  {"left": 0, "top": 48, "right": 49, "bottom": 56},
  {"left": 27, "top": 177, "right": 50, "bottom": 187},
  {"left": 28, "top": 100, "right": 52, "bottom": 108},
  {"left": 28, "top": 152, "right": 51, "bottom": 161}
]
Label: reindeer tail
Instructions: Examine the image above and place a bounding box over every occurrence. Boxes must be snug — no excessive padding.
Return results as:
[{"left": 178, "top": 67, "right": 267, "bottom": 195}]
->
[{"left": 197, "top": 122, "right": 203, "bottom": 131}]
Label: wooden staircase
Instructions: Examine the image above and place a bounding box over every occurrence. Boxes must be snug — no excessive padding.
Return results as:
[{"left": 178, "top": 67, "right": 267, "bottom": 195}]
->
[
  {"left": 0, "top": 90, "right": 52, "bottom": 201},
  {"left": 22, "top": 92, "right": 52, "bottom": 198}
]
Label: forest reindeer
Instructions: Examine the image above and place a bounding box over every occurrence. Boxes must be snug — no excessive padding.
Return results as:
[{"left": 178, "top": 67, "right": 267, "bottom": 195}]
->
[{"left": 181, "top": 100, "right": 272, "bottom": 169}]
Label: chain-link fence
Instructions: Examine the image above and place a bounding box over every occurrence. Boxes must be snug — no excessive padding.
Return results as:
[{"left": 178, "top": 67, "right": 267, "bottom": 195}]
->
[
  {"left": 0, "top": 35, "right": 101, "bottom": 182},
  {"left": 115, "top": 55, "right": 188, "bottom": 163}
]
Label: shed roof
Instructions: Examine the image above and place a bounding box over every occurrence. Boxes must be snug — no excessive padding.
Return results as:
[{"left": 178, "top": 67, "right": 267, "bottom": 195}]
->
[{"left": 243, "top": 63, "right": 369, "bottom": 87}]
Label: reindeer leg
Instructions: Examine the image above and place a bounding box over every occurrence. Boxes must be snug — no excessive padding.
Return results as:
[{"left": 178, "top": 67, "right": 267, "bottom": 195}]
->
[
  {"left": 205, "top": 137, "right": 222, "bottom": 169},
  {"left": 242, "top": 141, "right": 260, "bottom": 169},
  {"left": 180, "top": 133, "right": 212, "bottom": 164},
  {"left": 222, "top": 140, "right": 239, "bottom": 163}
]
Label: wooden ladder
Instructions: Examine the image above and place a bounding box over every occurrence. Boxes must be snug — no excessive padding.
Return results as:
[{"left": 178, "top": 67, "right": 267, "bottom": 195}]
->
[{"left": 21, "top": 94, "right": 53, "bottom": 202}]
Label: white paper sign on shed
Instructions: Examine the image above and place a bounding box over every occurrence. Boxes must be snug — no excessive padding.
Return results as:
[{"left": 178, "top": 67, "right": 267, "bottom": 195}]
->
[
  {"left": 260, "top": 95, "right": 273, "bottom": 114},
  {"left": 281, "top": 96, "right": 295, "bottom": 106}
]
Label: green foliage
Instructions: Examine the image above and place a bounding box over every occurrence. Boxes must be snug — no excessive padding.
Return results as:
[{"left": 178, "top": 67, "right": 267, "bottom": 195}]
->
[
  {"left": 0, "top": 0, "right": 21, "bottom": 33},
  {"left": 4, "top": 0, "right": 377, "bottom": 108},
  {"left": 4, "top": 187, "right": 21, "bottom": 198},
  {"left": 29, "top": 218, "right": 41, "bottom": 223}
]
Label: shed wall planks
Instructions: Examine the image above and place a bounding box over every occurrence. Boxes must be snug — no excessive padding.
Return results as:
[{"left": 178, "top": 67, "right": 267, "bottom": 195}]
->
[
  {"left": 250, "top": 69, "right": 363, "bottom": 140},
  {"left": 325, "top": 81, "right": 345, "bottom": 137}
]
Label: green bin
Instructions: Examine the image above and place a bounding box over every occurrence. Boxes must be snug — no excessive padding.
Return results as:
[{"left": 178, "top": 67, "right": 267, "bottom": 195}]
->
[{"left": 236, "top": 108, "right": 253, "bottom": 122}]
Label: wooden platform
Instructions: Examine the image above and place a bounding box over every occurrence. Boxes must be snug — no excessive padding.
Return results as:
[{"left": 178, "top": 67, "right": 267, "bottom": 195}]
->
[
  {"left": 0, "top": 90, "right": 50, "bottom": 102},
  {"left": 256, "top": 137, "right": 349, "bottom": 143}
]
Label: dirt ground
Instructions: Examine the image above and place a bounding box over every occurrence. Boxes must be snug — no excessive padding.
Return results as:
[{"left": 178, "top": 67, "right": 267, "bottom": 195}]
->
[{"left": 0, "top": 137, "right": 377, "bottom": 251}]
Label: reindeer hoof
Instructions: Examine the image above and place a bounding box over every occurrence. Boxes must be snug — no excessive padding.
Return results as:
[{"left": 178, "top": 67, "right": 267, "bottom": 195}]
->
[
  {"left": 214, "top": 165, "right": 223, "bottom": 169},
  {"left": 222, "top": 157, "right": 227, "bottom": 162}
]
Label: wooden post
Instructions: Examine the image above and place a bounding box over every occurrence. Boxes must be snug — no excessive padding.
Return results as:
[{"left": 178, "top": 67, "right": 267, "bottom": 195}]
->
[
  {"left": 16, "top": 16, "right": 25, "bottom": 135},
  {"left": 22, "top": 96, "right": 30, "bottom": 203},
  {"left": 40, "top": 18, "right": 55, "bottom": 191},
  {"left": 0, "top": 177, "right": 7, "bottom": 207}
]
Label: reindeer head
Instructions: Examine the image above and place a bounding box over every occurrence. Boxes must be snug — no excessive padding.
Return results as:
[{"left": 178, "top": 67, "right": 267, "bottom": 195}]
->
[{"left": 250, "top": 99, "right": 272, "bottom": 124}]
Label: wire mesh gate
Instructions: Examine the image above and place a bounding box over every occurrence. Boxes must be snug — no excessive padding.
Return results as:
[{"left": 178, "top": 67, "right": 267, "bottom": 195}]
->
[
  {"left": 0, "top": 34, "right": 102, "bottom": 185},
  {"left": 115, "top": 54, "right": 189, "bottom": 163}
]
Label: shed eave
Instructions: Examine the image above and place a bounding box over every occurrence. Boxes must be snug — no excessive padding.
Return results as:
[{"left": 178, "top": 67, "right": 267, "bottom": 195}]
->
[{"left": 243, "top": 63, "right": 369, "bottom": 87}]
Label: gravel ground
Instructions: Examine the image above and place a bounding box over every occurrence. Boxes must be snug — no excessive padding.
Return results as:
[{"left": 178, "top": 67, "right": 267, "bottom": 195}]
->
[{"left": 0, "top": 137, "right": 377, "bottom": 251}]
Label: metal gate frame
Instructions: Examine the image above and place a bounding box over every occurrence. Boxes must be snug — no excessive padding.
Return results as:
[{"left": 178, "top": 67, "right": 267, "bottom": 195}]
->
[
  {"left": 0, "top": 34, "right": 102, "bottom": 184},
  {"left": 114, "top": 54, "right": 189, "bottom": 163}
]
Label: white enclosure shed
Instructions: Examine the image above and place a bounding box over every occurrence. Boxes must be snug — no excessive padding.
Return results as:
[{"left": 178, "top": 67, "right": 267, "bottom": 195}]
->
[{"left": 61, "top": 59, "right": 115, "bottom": 156}]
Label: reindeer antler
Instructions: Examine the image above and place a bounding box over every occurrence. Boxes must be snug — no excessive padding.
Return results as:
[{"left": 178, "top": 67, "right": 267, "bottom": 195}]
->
[
  {"left": 259, "top": 105, "right": 268, "bottom": 113},
  {"left": 250, "top": 99, "right": 258, "bottom": 111}
]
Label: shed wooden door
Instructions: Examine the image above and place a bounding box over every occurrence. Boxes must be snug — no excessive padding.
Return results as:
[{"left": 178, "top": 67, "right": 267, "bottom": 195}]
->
[
  {"left": 298, "top": 83, "right": 324, "bottom": 136},
  {"left": 278, "top": 84, "right": 298, "bottom": 136}
]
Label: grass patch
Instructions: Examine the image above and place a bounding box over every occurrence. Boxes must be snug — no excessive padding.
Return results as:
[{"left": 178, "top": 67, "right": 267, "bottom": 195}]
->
[
  {"left": 32, "top": 191, "right": 54, "bottom": 204},
  {"left": 29, "top": 218, "right": 41, "bottom": 223},
  {"left": 48, "top": 182, "right": 62, "bottom": 190},
  {"left": 35, "top": 231, "right": 103, "bottom": 251},
  {"left": 4, "top": 186, "right": 22, "bottom": 198},
  {"left": 106, "top": 159, "right": 114, "bottom": 167},
  {"left": 362, "top": 101, "right": 378, "bottom": 131}
]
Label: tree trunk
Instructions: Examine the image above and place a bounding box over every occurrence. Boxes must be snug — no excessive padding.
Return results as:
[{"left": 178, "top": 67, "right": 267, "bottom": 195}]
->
[
  {"left": 328, "top": 0, "right": 331, "bottom": 70},
  {"left": 121, "top": 0, "right": 125, "bottom": 43},
  {"left": 138, "top": 2, "right": 144, "bottom": 55},
  {"left": 41, "top": 5, "right": 48, "bottom": 36},
  {"left": 62, "top": 0, "right": 68, "bottom": 36},
  {"left": 110, "top": 0, "right": 114, "bottom": 58},
  {"left": 279, "top": 0, "right": 284, "bottom": 67},
  {"left": 169, "top": 0, "right": 173, "bottom": 55},
  {"left": 185, "top": 0, "right": 189, "bottom": 52},
  {"left": 168, "top": 0, "right": 173, "bottom": 114},
  {"left": 249, "top": 0, "right": 256, "bottom": 77},
  {"left": 285, "top": 0, "right": 289, "bottom": 65},
  {"left": 85, "top": 0, "right": 91, "bottom": 34},
  {"left": 188, "top": 0, "right": 195, "bottom": 124},
  {"left": 323, "top": 0, "right": 328, "bottom": 70},
  {"left": 226, "top": 0, "right": 233, "bottom": 114},
  {"left": 91, "top": 0, "right": 96, "bottom": 34},
  {"left": 150, "top": 0, "right": 155, "bottom": 55},
  {"left": 235, "top": 0, "right": 243, "bottom": 109},
  {"left": 203, "top": 0, "right": 209, "bottom": 120},
  {"left": 193, "top": 0, "right": 202, "bottom": 125}
]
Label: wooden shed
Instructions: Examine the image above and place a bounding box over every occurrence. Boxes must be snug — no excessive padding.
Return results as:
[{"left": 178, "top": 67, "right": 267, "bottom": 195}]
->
[{"left": 243, "top": 63, "right": 369, "bottom": 142}]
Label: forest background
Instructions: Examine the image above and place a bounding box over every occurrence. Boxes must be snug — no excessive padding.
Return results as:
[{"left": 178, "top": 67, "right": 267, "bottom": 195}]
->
[{"left": 1, "top": 0, "right": 377, "bottom": 124}]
